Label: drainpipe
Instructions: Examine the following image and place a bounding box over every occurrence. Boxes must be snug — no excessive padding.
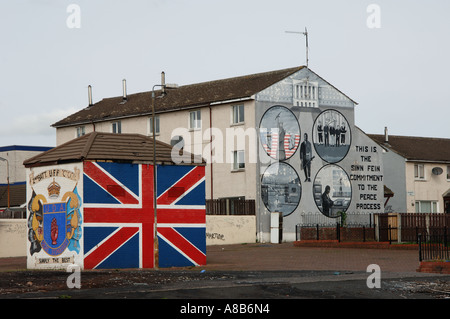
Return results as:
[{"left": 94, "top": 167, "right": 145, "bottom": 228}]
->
[{"left": 209, "top": 105, "right": 213, "bottom": 200}]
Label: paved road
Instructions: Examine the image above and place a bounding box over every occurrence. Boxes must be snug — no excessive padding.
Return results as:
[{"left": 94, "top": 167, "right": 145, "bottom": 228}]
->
[{"left": 0, "top": 243, "right": 449, "bottom": 307}]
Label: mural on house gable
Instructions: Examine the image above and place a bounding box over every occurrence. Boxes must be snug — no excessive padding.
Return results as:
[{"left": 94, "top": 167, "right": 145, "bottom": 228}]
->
[
  {"left": 259, "top": 105, "right": 300, "bottom": 161},
  {"left": 27, "top": 164, "right": 83, "bottom": 267},
  {"left": 313, "top": 109, "right": 351, "bottom": 164},
  {"left": 255, "top": 68, "right": 383, "bottom": 242},
  {"left": 261, "top": 162, "right": 301, "bottom": 217}
]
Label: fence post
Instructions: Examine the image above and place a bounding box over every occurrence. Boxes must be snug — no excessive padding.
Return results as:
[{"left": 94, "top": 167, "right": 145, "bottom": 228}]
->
[
  {"left": 418, "top": 233, "right": 422, "bottom": 262},
  {"left": 388, "top": 224, "right": 392, "bottom": 245},
  {"left": 316, "top": 224, "right": 319, "bottom": 241},
  {"left": 336, "top": 222, "right": 340, "bottom": 242},
  {"left": 363, "top": 226, "right": 366, "bottom": 242},
  {"left": 374, "top": 213, "right": 379, "bottom": 242},
  {"left": 444, "top": 226, "right": 448, "bottom": 248}
]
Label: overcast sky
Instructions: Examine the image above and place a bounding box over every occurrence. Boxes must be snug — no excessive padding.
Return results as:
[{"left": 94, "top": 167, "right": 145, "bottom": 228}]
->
[{"left": 1, "top": 0, "right": 449, "bottom": 147}]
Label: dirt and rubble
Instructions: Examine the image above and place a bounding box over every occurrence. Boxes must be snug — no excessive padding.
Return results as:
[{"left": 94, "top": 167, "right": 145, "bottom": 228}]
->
[{"left": 0, "top": 243, "right": 449, "bottom": 299}]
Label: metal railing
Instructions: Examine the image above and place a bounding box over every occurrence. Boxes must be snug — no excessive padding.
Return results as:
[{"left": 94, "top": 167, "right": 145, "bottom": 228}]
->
[
  {"left": 418, "top": 230, "right": 449, "bottom": 262},
  {"left": 0, "top": 208, "right": 26, "bottom": 219},
  {"left": 295, "top": 222, "right": 376, "bottom": 242}
]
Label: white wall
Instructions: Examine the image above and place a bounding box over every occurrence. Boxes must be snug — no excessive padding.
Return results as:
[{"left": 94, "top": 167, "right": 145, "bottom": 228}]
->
[
  {"left": 206, "top": 215, "right": 256, "bottom": 245},
  {"left": 0, "top": 219, "right": 27, "bottom": 257}
]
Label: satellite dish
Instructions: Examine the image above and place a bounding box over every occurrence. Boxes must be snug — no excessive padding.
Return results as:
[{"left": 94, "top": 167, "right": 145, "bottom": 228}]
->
[{"left": 432, "top": 167, "right": 443, "bottom": 175}]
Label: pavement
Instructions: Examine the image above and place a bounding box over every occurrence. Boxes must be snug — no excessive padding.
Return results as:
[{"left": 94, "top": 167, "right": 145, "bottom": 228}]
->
[
  {"left": 0, "top": 242, "right": 426, "bottom": 272},
  {"left": 0, "top": 242, "right": 449, "bottom": 304}
]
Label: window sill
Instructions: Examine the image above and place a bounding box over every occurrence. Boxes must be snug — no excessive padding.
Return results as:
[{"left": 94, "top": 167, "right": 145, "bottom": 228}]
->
[{"left": 231, "top": 168, "right": 245, "bottom": 173}]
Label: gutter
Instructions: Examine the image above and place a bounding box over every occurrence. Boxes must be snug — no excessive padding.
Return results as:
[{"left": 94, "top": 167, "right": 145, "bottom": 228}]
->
[
  {"left": 53, "top": 97, "right": 256, "bottom": 129},
  {"left": 404, "top": 159, "right": 450, "bottom": 164}
]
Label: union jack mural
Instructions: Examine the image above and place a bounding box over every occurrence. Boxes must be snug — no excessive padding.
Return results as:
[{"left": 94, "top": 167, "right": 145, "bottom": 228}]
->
[
  {"left": 83, "top": 161, "right": 206, "bottom": 269},
  {"left": 156, "top": 165, "right": 206, "bottom": 267}
]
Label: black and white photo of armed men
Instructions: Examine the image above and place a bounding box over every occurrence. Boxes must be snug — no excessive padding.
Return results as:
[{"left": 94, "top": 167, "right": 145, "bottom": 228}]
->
[{"left": 313, "top": 109, "right": 351, "bottom": 164}]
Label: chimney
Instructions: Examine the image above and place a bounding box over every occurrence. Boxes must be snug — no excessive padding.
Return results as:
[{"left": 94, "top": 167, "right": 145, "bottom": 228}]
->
[
  {"left": 122, "top": 79, "right": 127, "bottom": 101},
  {"left": 161, "top": 71, "right": 166, "bottom": 96},
  {"left": 384, "top": 126, "right": 389, "bottom": 143},
  {"left": 88, "top": 85, "right": 93, "bottom": 106}
]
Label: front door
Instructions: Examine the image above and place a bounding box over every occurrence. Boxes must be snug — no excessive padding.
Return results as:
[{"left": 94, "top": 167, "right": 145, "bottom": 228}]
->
[{"left": 444, "top": 196, "right": 450, "bottom": 214}]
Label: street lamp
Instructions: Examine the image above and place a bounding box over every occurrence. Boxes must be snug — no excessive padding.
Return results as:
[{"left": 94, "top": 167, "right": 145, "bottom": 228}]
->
[
  {"left": 152, "top": 72, "right": 178, "bottom": 269},
  {"left": 0, "top": 157, "right": 10, "bottom": 209}
]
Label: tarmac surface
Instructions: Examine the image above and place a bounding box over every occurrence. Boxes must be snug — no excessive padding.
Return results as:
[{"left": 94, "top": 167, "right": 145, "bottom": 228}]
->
[{"left": 0, "top": 243, "right": 449, "bottom": 306}]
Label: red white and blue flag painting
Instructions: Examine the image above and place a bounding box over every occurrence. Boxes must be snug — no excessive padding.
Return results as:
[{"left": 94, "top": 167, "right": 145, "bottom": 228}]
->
[{"left": 83, "top": 161, "right": 206, "bottom": 269}]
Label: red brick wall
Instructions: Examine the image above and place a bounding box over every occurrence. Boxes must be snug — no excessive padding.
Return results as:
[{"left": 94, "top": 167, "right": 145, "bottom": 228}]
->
[{"left": 417, "top": 261, "right": 450, "bottom": 274}]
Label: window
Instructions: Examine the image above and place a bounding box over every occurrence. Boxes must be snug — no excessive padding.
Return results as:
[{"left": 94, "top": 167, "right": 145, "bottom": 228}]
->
[
  {"left": 232, "top": 104, "right": 244, "bottom": 124},
  {"left": 232, "top": 150, "right": 245, "bottom": 171},
  {"left": 414, "top": 164, "right": 425, "bottom": 180},
  {"left": 447, "top": 165, "right": 450, "bottom": 180},
  {"left": 293, "top": 80, "right": 318, "bottom": 107},
  {"left": 189, "top": 110, "right": 201, "bottom": 130},
  {"left": 149, "top": 116, "right": 160, "bottom": 135},
  {"left": 112, "top": 121, "right": 121, "bottom": 134},
  {"left": 76, "top": 126, "right": 85, "bottom": 137},
  {"left": 415, "top": 201, "right": 438, "bottom": 213}
]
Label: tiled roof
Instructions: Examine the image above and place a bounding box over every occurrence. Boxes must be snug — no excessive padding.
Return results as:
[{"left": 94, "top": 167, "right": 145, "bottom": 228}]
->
[
  {"left": 23, "top": 132, "right": 204, "bottom": 167},
  {"left": 368, "top": 134, "right": 450, "bottom": 162},
  {"left": 52, "top": 66, "right": 305, "bottom": 127}
]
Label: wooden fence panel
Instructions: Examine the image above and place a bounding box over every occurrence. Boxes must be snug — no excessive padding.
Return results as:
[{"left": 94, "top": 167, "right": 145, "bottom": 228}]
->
[{"left": 206, "top": 199, "right": 255, "bottom": 215}]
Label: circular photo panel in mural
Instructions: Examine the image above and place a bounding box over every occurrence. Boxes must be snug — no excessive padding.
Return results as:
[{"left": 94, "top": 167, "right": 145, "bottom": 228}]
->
[
  {"left": 313, "top": 164, "right": 352, "bottom": 218},
  {"left": 313, "top": 109, "right": 351, "bottom": 163},
  {"left": 261, "top": 162, "right": 301, "bottom": 217},
  {"left": 259, "top": 105, "right": 300, "bottom": 161}
]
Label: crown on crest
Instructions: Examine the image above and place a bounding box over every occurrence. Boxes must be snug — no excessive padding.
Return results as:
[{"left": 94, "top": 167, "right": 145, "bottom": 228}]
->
[{"left": 47, "top": 178, "right": 61, "bottom": 198}]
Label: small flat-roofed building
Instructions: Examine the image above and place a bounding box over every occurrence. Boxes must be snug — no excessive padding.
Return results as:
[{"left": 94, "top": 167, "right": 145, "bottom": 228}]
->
[{"left": 24, "top": 132, "right": 206, "bottom": 270}]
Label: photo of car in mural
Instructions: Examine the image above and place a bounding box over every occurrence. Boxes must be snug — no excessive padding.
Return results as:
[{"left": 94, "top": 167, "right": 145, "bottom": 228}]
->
[
  {"left": 261, "top": 162, "right": 301, "bottom": 217},
  {"left": 313, "top": 109, "right": 351, "bottom": 164},
  {"left": 259, "top": 105, "right": 301, "bottom": 161},
  {"left": 313, "top": 164, "right": 351, "bottom": 218}
]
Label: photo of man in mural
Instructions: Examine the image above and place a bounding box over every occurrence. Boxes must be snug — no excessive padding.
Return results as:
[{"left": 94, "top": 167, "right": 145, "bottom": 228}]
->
[
  {"left": 317, "top": 121, "right": 323, "bottom": 145},
  {"left": 314, "top": 164, "right": 351, "bottom": 218},
  {"left": 299, "top": 133, "right": 314, "bottom": 182},
  {"left": 321, "top": 185, "right": 334, "bottom": 217}
]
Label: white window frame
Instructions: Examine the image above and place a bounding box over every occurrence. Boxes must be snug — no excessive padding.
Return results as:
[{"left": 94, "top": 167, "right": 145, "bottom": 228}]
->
[
  {"left": 415, "top": 200, "right": 439, "bottom": 213},
  {"left": 414, "top": 164, "right": 425, "bottom": 180},
  {"left": 293, "top": 80, "right": 319, "bottom": 108},
  {"left": 189, "top": 110, "right": 201, "bottom": 130},
  {"left": 112, "top": 121, "right": 121, "bottom": 134},
  {"left": 76, "top": 126, "right": 85, "bottom": 137},
  {"left": 232, "top": 104, "right": 245, "bottom": 125},
  {"left": 149, "top": 115, "right": 160, "bottom": 136},
  {"left": 232, "top": 150, "right": 245, "bottom": 171}
]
